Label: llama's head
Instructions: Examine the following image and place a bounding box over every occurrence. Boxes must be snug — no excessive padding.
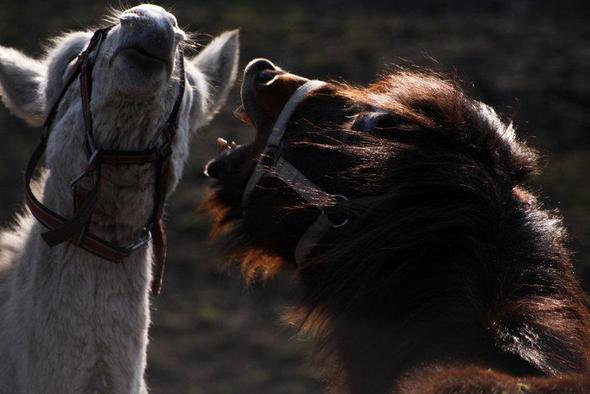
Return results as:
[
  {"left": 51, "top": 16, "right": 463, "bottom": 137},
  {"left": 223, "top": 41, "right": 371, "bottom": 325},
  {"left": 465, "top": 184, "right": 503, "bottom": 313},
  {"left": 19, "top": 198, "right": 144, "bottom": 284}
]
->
[
  {"left": 204, "top": 58, "right": 540, "bottom": 281},
  {"left": 0, "top": 4, "right": 239, "bottom": 197}
]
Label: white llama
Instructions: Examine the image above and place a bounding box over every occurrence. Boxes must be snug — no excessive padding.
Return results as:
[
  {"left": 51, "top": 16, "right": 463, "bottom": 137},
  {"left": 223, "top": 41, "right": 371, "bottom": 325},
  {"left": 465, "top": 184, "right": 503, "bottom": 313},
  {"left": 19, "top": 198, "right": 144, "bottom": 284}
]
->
[{"left": 0, "top": 5, "right": 239, "bottom": 393}]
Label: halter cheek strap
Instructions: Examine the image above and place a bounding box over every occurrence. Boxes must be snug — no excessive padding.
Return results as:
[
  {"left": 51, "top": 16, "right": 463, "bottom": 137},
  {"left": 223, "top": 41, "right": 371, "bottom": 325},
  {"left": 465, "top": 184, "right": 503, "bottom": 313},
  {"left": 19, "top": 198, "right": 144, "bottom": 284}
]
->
[
  {"left": 242, "top": 80, "right": 327, "bottom": 206},
  {"left": 25, "top": 26, "right": 186, "bottom": 295},
  {"left": 241, "top": 80, "right": 350, "bottom": 265}
]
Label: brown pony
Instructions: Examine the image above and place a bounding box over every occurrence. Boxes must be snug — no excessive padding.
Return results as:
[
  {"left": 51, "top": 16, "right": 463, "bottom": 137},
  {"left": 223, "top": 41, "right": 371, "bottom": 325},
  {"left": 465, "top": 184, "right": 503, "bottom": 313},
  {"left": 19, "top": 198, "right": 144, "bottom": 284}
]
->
[{"left": 203, "top": 58, "right": 590, "bottom": 393}]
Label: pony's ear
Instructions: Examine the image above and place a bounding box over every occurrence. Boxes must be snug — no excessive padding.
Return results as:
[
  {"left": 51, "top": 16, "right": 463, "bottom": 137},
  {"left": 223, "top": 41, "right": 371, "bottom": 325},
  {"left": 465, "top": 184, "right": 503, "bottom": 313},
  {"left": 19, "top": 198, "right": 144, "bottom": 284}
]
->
[
  {"left": 0, "top": 46, "right": 46, "bottom": 127},
  {"left": 192, "top": 30, "right": 239, "bottom": 121}
]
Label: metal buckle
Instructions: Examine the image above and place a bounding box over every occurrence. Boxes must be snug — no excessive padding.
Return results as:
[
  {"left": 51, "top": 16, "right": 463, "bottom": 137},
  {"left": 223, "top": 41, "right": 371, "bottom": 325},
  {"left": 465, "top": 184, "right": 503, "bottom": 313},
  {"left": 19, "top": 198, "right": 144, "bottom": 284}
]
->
[
  {"left": 261, "top": 146, "right": 280, "bottom": 168},
  {"left": 70, "top": 149, "right": 100, "bottom": 189},
  {"left": 128, "top": 228, "right": 152, "bottom": 252},
  {"left": 158, "top": 140, "right": 172, "bottom": 158},
  {"left": 325, "top": 194, "right": 350, "bottom": 228}
]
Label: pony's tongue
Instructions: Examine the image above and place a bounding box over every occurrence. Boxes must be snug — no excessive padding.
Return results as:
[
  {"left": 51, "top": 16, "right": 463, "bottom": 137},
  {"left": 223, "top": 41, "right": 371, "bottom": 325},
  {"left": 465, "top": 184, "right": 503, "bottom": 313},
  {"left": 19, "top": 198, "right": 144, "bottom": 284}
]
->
[
  {"left": 233, "top": 105, "right": 252, "bottom": 125},
  {"left": 216, "top": 138, "right": 236, "bottom": 152}
]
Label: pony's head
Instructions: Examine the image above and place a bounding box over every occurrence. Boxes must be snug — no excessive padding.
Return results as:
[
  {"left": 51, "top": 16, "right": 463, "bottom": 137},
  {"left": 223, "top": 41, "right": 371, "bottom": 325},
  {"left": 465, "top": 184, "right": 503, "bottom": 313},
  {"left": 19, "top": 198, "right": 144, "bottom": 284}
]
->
[
  {"left": 204, "top": 59, "right": 590, "bottom": 382},
  {"left": 204, "top": 58, "right": 539, "bottom": 281}
]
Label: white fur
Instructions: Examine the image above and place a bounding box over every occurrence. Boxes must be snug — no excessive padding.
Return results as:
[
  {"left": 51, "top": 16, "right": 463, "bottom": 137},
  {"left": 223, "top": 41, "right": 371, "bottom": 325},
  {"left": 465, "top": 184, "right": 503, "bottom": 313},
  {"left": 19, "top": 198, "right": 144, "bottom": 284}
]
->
[{"left": 0, "top": 5, "right": 239, "bottom": 393}]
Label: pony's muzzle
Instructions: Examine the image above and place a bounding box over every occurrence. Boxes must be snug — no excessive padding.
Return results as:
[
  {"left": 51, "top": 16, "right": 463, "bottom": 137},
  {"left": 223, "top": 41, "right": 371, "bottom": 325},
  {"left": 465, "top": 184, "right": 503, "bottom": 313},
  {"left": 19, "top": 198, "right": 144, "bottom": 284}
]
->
[{"left": 204, "top": 144, "right": 253, "bottom": 180}]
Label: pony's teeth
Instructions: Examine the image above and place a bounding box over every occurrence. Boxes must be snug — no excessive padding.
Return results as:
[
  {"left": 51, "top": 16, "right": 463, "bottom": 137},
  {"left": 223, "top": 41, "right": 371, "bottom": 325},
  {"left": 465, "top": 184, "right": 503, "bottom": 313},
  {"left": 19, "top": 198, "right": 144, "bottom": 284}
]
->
[
  {"left": 216, "top": 138, "right": 229, "bottom": 152},
  {"left": 233, "top": 105, "right": 252, "bottom": 125}
]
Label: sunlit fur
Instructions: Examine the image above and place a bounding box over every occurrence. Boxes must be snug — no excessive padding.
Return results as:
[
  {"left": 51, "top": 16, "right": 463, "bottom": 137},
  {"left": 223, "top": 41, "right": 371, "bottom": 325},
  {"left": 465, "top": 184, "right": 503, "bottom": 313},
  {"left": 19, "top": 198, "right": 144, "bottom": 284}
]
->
[
  {"left": 205, "top": 71, "right": 590, "bottom": 393},
  {"left": 0, "top": 5, "right": 239, "bottom": 393}
]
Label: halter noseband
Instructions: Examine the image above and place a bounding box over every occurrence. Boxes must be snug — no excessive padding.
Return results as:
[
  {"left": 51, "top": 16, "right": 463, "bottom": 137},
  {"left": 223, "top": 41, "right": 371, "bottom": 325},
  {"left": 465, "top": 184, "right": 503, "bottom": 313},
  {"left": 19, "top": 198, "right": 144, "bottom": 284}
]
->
[
  {"left": 241, "top": 80, "right": 351, "bottom": 265},
  {"left": 24, "top": 25, "right": 186, "bottom": 295}
]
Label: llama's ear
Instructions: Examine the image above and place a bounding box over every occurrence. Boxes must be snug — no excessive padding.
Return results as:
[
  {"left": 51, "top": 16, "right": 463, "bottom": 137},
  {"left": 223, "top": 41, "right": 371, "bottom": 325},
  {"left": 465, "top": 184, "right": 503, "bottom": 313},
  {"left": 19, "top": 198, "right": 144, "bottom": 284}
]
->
[
  {"left": 192, "top": 30, "right": 239, "bottom": 121},
  {"left": 0, "top": 46, "right": 46, "bottom": 127}
]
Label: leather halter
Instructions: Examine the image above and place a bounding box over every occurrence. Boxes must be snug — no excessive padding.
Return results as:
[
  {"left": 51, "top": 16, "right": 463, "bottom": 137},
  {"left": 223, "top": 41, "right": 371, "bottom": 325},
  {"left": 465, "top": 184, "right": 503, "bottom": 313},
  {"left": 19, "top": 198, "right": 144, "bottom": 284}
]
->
[
  {"left": 241, "top": 80, "right": 350, "bottom": 265},
  {"left": 25, "top": 25, "right": 186, "bottom": 295}
]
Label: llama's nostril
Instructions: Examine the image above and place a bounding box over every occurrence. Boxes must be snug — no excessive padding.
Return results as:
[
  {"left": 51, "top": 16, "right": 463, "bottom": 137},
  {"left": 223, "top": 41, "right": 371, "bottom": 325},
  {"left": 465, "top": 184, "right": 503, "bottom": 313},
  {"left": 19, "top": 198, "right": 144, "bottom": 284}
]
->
[
  {"left": 119, "top": 13, "right": 138, "bottom": 25},
  {"left": 175, "top": 30, "right": 187, "bottom": 43},
  {"left": 169, "top": 14, "right": 178, "bottom": 27},
  {"left": 120, "top": 5, "right": 176, "bottom": 29}
]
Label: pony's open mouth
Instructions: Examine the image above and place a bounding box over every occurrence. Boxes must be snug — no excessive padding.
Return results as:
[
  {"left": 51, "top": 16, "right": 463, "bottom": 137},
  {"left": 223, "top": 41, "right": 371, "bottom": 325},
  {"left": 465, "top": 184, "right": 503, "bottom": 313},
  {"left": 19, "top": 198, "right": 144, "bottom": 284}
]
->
[
  {"left": 204, "top": 103, "right": 255, "bottom": 179},
  {"left": 205, "top": 60, "right": 278, "bottom": 179},
  {"left": 206, "top": 58, "right": 309, "bottom": 180}
]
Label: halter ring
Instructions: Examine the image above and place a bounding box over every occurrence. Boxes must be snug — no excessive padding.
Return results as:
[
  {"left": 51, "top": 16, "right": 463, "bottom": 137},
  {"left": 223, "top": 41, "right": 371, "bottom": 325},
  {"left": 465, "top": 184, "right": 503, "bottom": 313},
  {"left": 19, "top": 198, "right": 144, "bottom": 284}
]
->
[{"left": 328, "top": 194, "right": 350, "bottom": 228}]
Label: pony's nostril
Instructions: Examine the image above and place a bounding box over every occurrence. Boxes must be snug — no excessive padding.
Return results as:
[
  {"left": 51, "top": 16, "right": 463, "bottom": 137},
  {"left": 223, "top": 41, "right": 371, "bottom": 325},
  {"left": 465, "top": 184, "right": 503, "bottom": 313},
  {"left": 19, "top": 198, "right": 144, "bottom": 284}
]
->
[
  {"left": 257, "top": 69, "right": 278, "bottom": 84},
  {"left": 245, "top": 58, "right": 280, "bottom": 85},
  {"left": 246, "top": 58, "right": 277, "bottom": 75}
]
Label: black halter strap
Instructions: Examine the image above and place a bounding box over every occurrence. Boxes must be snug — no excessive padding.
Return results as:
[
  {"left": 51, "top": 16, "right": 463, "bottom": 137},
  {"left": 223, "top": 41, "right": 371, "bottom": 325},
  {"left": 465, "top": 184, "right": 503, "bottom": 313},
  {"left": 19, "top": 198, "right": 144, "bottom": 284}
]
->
[
  {"left": 24, "top": 25, "right": 186, "bottom": 295},
  {"left": 240, "top": 80, "right": 359, "bottom": 265}
]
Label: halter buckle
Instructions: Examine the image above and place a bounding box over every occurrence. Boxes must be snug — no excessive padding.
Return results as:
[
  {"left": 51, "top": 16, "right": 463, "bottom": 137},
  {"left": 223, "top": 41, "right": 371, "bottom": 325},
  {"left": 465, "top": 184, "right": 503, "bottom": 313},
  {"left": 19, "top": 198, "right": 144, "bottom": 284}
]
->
[
  {"left": 158, "top": 140, "right": 173, "bottom": 158},
  {"left": 70, "top": 148, "right": 100, "bottom": 189},
  {"left": 128, "top": 228, "right": 152, "bottom": 252},
  {"left": 325, "top": 194, "right": 350, "bottom": 228},
  {"left": 260, "top": 148, "right": 278, "bottom": 168}
]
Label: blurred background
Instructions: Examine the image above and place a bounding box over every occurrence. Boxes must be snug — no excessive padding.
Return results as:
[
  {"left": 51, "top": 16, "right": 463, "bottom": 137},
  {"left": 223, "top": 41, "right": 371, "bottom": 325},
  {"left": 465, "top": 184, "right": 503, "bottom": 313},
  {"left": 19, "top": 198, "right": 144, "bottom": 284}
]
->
[{"left": 0, "top": 1, "right": 588, "bottom": 392}]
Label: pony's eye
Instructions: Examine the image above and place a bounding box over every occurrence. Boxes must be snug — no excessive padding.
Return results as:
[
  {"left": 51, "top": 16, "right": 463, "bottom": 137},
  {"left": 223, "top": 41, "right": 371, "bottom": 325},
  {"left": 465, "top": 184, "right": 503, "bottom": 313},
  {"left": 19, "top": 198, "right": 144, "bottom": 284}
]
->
[{"left": 351, "top": 111, "right": 392, "bottom": 132}]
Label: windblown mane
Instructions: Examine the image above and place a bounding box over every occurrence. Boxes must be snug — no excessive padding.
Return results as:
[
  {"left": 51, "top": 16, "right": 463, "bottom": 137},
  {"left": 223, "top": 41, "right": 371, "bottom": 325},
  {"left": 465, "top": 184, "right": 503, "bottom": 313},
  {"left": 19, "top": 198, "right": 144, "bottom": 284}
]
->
[{"left": 205, "top": 70, "right": 590, "bottom": 391}]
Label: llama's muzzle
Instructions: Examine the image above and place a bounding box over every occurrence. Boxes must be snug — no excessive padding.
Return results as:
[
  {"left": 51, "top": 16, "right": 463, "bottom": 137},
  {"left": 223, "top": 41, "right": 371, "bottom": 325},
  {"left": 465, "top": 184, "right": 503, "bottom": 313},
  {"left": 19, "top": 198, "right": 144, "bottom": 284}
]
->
[{"left": 114, "top": 5, "right": 181, "bottom": 75}]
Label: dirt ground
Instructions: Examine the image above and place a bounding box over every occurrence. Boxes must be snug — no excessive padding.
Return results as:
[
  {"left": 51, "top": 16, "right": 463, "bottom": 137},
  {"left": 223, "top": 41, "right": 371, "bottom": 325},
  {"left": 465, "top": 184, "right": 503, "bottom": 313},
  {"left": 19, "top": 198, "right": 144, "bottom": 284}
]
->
[{"left": 0, "top": 1, "right": 589, "bottom": 393}]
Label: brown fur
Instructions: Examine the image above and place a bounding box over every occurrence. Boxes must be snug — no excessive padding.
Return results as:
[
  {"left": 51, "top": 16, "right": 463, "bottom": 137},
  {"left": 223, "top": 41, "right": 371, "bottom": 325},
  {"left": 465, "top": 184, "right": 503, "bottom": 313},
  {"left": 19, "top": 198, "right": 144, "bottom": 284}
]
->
[{"left": 204, "top": 70, "right": 590, "bottom": 393}]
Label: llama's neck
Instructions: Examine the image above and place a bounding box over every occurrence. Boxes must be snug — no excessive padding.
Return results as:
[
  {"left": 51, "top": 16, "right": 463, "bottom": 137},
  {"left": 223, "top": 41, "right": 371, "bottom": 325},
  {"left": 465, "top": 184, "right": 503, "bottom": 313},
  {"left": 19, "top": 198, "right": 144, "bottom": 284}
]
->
[
  {"left": 0, "top": 98, "right": 172, "bottom": 392},
  {"left": 0, "top": 171, "right": 153, "bottom": 393}
]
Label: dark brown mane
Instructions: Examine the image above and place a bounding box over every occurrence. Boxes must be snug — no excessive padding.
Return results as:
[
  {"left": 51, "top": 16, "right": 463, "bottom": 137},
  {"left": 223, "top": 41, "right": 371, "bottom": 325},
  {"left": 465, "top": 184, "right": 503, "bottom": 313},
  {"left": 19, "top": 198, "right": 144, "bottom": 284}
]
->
[{"left": 204, "top": 69, "right": 590, "bottom": 393}]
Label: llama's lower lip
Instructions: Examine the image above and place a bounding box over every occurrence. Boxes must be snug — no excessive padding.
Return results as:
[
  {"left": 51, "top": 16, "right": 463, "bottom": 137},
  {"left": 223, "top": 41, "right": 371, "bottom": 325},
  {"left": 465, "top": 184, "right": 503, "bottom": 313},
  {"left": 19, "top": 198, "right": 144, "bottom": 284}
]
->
[{"left": 113, "top": 47, "right": 169, "bottom": 68}]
